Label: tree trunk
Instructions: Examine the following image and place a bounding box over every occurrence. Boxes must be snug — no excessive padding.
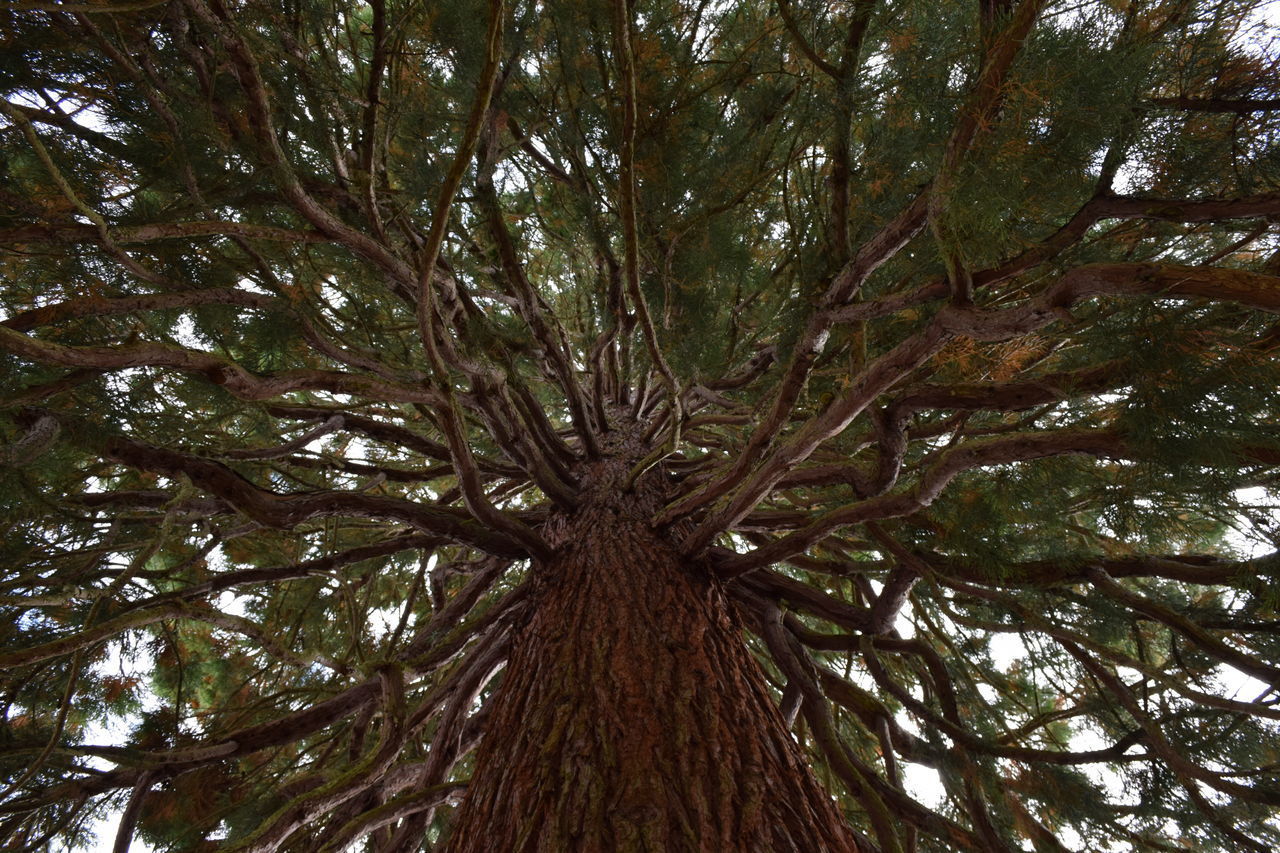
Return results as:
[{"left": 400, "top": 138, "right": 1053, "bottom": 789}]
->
[{"left": 441, "top": 476, "right": 863, "bottom": 852}]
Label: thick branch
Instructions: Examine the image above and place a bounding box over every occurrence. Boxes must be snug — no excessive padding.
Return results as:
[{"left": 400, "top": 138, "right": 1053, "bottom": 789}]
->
[
  {"left": 100, "top": 435, "right": 528, "bottom": 557},
  {"left": 0, "top": 326, "right": 444, "bottom": 405},
  {"left": 719, "top": 428, "right": 1125, "bottom": 575},
  {"left": 0, "top": 221, "right": 329, "bottom": 246}
]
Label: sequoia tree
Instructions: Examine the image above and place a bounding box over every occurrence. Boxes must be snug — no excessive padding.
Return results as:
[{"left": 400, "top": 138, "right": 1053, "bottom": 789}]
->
[{"left": 2, "top": 0, "right": 1279, "bottom": 850}]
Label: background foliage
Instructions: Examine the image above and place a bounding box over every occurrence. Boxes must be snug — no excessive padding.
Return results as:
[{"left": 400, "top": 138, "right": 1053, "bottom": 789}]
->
[{"left": 1, "top": 0, "right": 1279, "bottom": 850}]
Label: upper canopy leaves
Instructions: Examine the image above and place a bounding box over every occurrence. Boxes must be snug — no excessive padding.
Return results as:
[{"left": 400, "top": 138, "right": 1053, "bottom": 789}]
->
[{"left": 2, "top": 0, "right": 1279, "bottom": 850}]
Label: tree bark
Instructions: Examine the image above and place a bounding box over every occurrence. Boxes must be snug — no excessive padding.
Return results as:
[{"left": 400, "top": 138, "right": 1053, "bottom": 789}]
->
[{"left": 440, "top": 480, "right": 863, "bottom": 852}]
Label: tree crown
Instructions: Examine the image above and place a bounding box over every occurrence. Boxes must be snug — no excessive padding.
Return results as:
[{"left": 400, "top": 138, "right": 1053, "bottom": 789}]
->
[{"left": 2, "top": 0, "right": 1279, "bottom": 850}]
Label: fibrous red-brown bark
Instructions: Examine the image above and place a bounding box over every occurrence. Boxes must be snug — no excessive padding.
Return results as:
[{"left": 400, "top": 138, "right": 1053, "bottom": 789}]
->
[{"left": 441, "top": 461, "right": 862, "bottom": 852}]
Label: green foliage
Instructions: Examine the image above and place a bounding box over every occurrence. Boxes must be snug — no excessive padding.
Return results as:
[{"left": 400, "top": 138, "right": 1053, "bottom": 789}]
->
[{"left": 2, "top": 0, "right": 1279, "bottom": 850}]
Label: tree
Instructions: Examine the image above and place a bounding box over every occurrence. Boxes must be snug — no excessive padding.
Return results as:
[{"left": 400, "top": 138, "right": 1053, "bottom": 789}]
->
[{"left": 1, "top": 0, "right": 1279, "bottom": 849}]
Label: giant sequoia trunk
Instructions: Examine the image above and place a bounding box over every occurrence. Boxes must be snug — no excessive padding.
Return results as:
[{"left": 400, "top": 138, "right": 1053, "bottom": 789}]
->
[{"left": 442, "top": 459, "right": 862, "bottom": 852}]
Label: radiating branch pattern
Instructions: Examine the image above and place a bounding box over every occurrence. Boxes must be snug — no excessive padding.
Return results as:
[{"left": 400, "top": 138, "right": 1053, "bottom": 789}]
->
[{"left": 2, "top": 0, "right": 1278, "bottom": 851}]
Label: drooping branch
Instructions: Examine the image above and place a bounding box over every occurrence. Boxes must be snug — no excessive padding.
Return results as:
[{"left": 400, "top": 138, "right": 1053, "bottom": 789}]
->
[
  {"left": 357, "top": 0, "right": 389, "bottom": 242},
  {"left": 0, "top": 325, "right": 444, "bottom": 406},
  {"left": 266, "top": 405, "right": 524, "bottom": 479},
  {"left": 674, "top": 321, "right": 952, "bottom": 553},
  {"left": 654, "top": 190, "right": 934, "bottom": 526},
  {"left": 933, "top": 572, "right": 1280, "bottom": 723},
  {"left": 889, "top": 360, "right": 1132, "bottom": 415},
  {"left": 925, "top": 549, "right": 1280, "bottom": 587},
  {"left": 0, "top": 221, "right": 330, "bottom": 246},
  {"left": 612, "top": 0, "right": 683, "bottom": 460},
  {"left": 382, "top": 634, "right": 510, "bottom": 852},
  {"left": 313, "top": 782, "right": 466, "bottom": 853},
  {"left": 1150, "top": 96, "right": 1280, "bottom": 113},
  {"left": 0, "top": 678, "right": 384, "bottom": 812},
  {"left": 475, "top": 116, "right": 600, "bottom": 458},
  {"left": 774, "top": 0, "right": 841, "bottom": 79},
  {"left": 223, "top": 665, "right": 408, "bottom": 853},
  {"left": 111, "top": 533, "right": 443, "bottom": 614},
  {"left": 181, "top": 0, "right": 418, "bottom": 295},
  {"left": 389, "top": 0, "right": 552, "bottom": 560},
  {"left": 933, "top": 0, "right": 1047, "bottom": 304},
  {"left": 0, "top": 599, "right": 340, "bottom": 672},
  {"left": 98, "top": 434, "right": 529, "bottom": 558},
  {"left": 1084, "top": 565, "right": 1280, "bottom": 686},
  {"left": 844, "top": 190, "right": 1280, "bottom": 324},
  {"left": 681, "top": 259, "right": 1280, "bottom": 556},
  {"left": 718, "top": 428, "right": 1126, "bottom": 574},
  {"left": 744, "top": 592, "right": 988, "bottom": 852},
  {"left": 2, "top": 288, "right": 277, "bottom": 333},
  {"left": 1057, "top": 639, "right": 1279, "bottom": 849},
  {"left": 110, "top": 771, "right": 153, "bottom": 853}
]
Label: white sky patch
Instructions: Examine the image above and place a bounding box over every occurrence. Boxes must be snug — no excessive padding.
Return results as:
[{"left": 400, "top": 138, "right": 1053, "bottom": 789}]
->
[
  {"left": 1109, "top": 159, "right": 1143, "bottom": 195},
  {"left": 1232, "top": 0, "right": 1280, "bottom": 54},
  {"left": 371, "top": 552, "right": 431, "bottom": 645},
  {"left": 863, "top": 49, "right": 888, "bottom": 78},
  {"left": 368, "top": 603, "right": 406, "bottom": 640},
  {"left": 901, "top": 763, "right": 945, "bottom": 809},
  {"left": 237, "top": 276, "right": 271, "bottom": 295},
  {"left": 894, "top": 710, "right": 922, "bottom": 738},
  {"left": 173, "top": 313, "right": 206, "bottom": 348},
  {"left": 893, "top": 608, "right": 916, "bottom": 638},
  {"left": 988, "top": 632, "right": 1026, "bottom": 670},
  {"left": 319, "top": 277, "right": 346, "bottom": 309},
  {"left": 1054, "top": 824, "right": 1087, "bottom": 851},
  {"left": 1212, "top": 663, "right": 1274, "bottom": 704},
  {"left": 4, "top": 91, "right": 115, "bottom": 136},
  {"left": 1072, "top": 722, "right": 1132, "bottom": 804},
  {"left": 216, "top": 589, "right": 249, "bottom": 618}
]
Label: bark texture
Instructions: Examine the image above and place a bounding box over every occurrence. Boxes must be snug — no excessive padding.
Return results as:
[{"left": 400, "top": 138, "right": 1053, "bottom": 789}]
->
[{"left": 442, "top": 460, "right": 862, "bottom": 852}]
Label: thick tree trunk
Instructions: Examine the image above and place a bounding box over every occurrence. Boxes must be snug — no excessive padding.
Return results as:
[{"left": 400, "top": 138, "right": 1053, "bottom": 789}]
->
[{"left": 441, "top": 474, "right": 862, "bottom": 852}]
